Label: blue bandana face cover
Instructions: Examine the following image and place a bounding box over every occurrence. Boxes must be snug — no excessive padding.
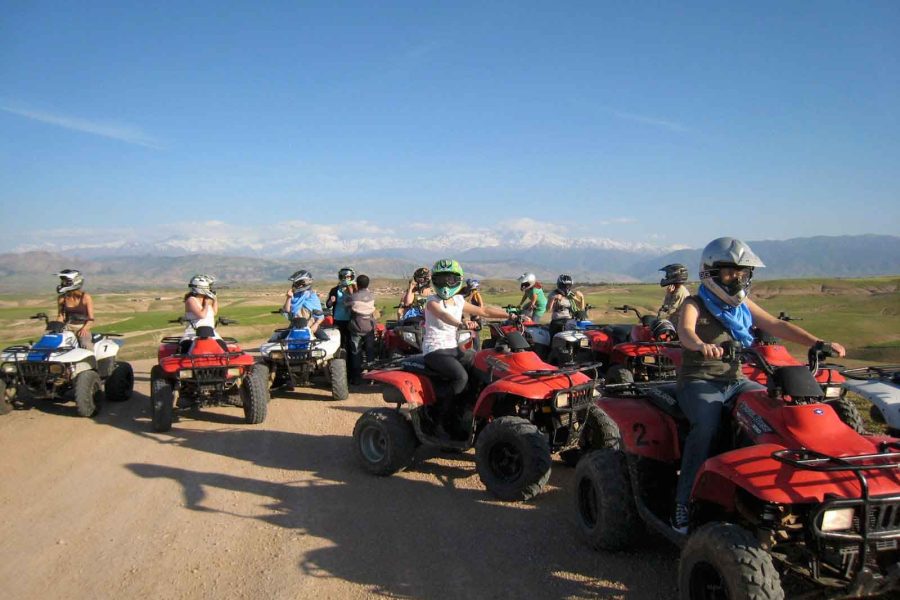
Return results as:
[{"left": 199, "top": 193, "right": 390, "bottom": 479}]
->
[{"left": 697, "top": 284, "right": 755, "bottom": 347}]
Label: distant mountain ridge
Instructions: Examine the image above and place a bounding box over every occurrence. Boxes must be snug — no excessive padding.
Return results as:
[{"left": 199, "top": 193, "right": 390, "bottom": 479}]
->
[{"left": 0, "top": 235, "right": 897, "bottom": 292}]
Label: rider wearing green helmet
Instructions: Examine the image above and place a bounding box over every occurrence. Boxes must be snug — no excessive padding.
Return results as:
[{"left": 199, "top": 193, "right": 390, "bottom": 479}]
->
[{"left": 423, "top": 259, "right": 509, "bottom": 436}]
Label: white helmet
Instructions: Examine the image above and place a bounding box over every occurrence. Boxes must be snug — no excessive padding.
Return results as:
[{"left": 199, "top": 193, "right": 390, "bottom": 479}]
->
[
  {"left": 699, "top": 237, "right": 765, "bottom": 307},
  {"left": 517, "top": 272, "right": 537, "bottom": 291},
  {"left": 189, "top": 274, "right": 217, "bottom": 299},
  {"left": 55, "top": 269, "right": 84, "bottom": 294}
]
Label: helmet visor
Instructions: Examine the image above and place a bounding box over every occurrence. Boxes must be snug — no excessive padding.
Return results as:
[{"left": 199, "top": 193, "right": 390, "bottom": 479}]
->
[{"left": 432, "top": 273, "right": 461, "bottom": 289}]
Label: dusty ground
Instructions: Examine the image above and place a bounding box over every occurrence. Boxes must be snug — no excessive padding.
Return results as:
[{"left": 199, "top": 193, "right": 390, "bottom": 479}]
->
[{"left": 0, "top": 356, "right": 678, "bottom": 600}]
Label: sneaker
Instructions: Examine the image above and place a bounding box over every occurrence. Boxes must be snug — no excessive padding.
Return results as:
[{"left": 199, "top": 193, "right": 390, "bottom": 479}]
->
[{"left": 671, "top": 503, "right": 689, "bottom": 534}]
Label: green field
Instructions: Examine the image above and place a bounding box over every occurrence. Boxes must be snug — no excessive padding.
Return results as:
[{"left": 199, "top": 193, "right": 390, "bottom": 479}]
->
[{"left": 1, "top": 277, "right": 897, "bottom": 365}]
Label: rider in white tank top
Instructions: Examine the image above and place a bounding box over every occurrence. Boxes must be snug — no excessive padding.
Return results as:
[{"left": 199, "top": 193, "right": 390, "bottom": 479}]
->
[
  {"left": 422, "top": 294, "right": 465, "bottom": 355},
  {"left": 184, "top": 302, "right": 216, "bottom": 336}
]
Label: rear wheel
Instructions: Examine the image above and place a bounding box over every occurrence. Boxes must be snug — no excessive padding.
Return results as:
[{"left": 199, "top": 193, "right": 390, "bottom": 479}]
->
[
  {"left": 74, "top": 370, "right": 103, "bottom": 417},
  {"left": 150, "top": 366, "right": 174, "bottom": 432},
  {"left": 329, "top": 358, "right": 349, "bottom": 400},
  {"left": 353, "top": 408, "right": 417, "bottom": 475},
  {"left": 241, "top": 364, "right": 269, "bottom": 424},
  {"left": 679, "top": 522, "right": 784, "bottom": 600},
  {"left": 574, "top": 449, "right": 640, "bottom": 550},
  {"left": 605, "top": 365, "right": 634, "bottom": 385},
  {"left": 105, "top": 362, "right": 134, "bottom": 402},
  {"left": 475, "top": 416, "right": 551, "bottom": 501}
]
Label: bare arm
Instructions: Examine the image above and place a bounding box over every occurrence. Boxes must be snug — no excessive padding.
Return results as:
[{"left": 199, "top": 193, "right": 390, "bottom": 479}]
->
[
  {"left": 747, "top": 299, "right": 846, "bottom": 356},
  {"left": 400, "top": 281, "right": 416, "bottom": 307},
  {"left": 425, "top": 299, "right": 463, "bottom": 327},
  {"left": 545, "top": 294, "right": 558, "bottom": 315},
  {"left": 185, "top": 296, "right": 206, "bottom": 317},
  {"left": 79, "top": 294, "right": 95, "bottom": 334},
  {"left": 56, "top": 297, "right": 66, "bottom": 321},
  {"left": 463, "top": 301, "right": 508, "bottom": 320},
  {"left": 519, "top": 291, "right": 532, "bottom": 309},
  {"left": 574, "top": 291, "right": 585, "bottom": 311}
]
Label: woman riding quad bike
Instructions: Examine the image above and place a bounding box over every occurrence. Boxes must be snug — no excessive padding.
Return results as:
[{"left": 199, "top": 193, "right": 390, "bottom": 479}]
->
[
  {"left": 517, "top": 272, "right": 547, "bottom": 323},
  {"left": 546, "top": 274, "right": 586, "bottom": 338},
  {"left": 55, "top": 269, "right": 95, "bottom": 350},
  {"left": 670, "top": 237, "right": 846, "bottom": 533},
  {"left": 657, "top": 263, "right": 690, "bottom": 327},
  {"left": 398, "top": 267, "right": 433, "bottom": 321}
]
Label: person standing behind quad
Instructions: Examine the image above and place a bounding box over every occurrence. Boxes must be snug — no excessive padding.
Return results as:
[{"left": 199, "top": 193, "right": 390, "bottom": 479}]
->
[
  {"left": 546, "top": 274, "right": 585, "bottom": 337},
  {"left": 517, "top": 272, "right": 547, "bottom": 323},
  {"left": 671, "top": 237, "right": 846, "bottom": 534},
  {"left": 658, "top": 263, "right": 690, "bottom": 328},
  {"left": 423, "top": 260, "right": 510, "bottom": 435},
  {"left": 283, "top": 270, "right": 326, "bottom": 338},
  {"left": 327, "top": 267, "right": 357, "bottom": 361},
  {"left": 462, "top": 278, "right": 484, "bottom": 350},
  {"left": 55, "top": 269, "right": 95, "bottom": 350},
  {"left": 398, "top": 267, "right": 433, "bottom": 321},
  {"left": 346, "top": 274, "right": 379, "bottom": 385}
]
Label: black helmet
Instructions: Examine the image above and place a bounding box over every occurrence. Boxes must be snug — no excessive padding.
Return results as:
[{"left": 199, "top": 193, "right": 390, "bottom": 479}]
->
[
  {"left": 659, "top": 264, "right": 688, "bottom": 287},
  {"left": 413, "top": 267, "right": 431, "bottom": 286},
  {"left": 651, "top": 319, "right": 677, "bottom": 342},
  {"left": 289, "top": 269, "right": 313, "bottom": 292},
  {"left": 699, "top": 237, "right": 765, "bottom": 307},
  {"left": 556, "top": 274, "right": 573, "bottom": 294},
  {"left": 338, "top": 267, "right": 355, "bottom": 281}
]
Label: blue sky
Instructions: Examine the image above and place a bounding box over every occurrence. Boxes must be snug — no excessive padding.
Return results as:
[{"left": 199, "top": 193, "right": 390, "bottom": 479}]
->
[{"left": 1, "top": 1, "right": 898, "bottom": 252}]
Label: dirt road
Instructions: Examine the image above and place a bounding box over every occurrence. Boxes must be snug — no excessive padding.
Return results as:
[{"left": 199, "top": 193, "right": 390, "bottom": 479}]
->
[{"left": 0, "top": 358, "right": 677, "bottom": 599}]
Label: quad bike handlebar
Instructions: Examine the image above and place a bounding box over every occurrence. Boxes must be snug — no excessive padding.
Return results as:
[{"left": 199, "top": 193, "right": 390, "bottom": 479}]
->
[
  {"left": 168, "top": 316, "right": 237, "bottom": 327},
  {"left": 613, "top": 305, "right": 643, "bottom": 320},
  {"left": 777, "top": 311, "right": 802, "bottom": 322},
  {"left": 721, "top": 340, "right": 836, "bottom": 376}
]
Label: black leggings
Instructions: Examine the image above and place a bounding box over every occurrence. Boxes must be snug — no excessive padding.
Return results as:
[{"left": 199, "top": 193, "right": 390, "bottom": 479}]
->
[{"left": 424, "top": 348, "right": 474, "bottom": 396}]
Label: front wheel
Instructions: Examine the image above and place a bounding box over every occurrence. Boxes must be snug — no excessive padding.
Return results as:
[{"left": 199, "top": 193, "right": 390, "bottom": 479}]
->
[
  {"left": 74, "top": 370, "right": 103, "bottom": 417},
  {"left": 679, "top": 522, "right": 784, "bottom": 600},
  {"left": 329, "top": 358, "right": 349, "bottom": 400},
  {"left": 0, "top": 379, "right": 11, "bottom": 415},
  {"left": 105, "top": 362, "right": 134, "bottom": 402},
  {"left": 241, "top": 364, "right": 269, "bottom": 424},
  {"left": 826, "top": 396, "right": 865, "bottom": 434},
  {"left": 353, "top": 408, "right": 417, "bottom": 475},
  {"left": 150, "top": 366, "right": 174, "bottom": 432},
  {"left": 475, "top": 416, "right": 551, "bottom": 501}
]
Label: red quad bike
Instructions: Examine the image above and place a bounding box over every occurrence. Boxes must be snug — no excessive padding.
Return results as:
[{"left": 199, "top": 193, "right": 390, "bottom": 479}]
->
[
  {"left": 482, "top": 306, "right": 552, "bottom": 360},
  {"left": 150, "top": 318, "right": 269, "bottom": 432},
  {"left": 585, "top": 305, "right": 679, "bottom": 384},
  {"left": 573, "top": 341, "right": 900, "bottom": 599},
  {"left": 379, "top": 304, "right": 426, "bottom": 358},
  {"left": 352, "top": 328, "right": 604, "bottom": 501}
]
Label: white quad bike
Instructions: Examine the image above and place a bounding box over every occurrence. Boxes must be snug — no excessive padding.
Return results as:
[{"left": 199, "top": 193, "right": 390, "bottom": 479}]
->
[
  {"left": 259, "top": 312, "right": 348, "bottom": 400},
  {"left": 0, "top": 313, "right": 134, "bottom": 417},
  {"left": 841, "top": 365, "right": 900, "bottom": 436}
]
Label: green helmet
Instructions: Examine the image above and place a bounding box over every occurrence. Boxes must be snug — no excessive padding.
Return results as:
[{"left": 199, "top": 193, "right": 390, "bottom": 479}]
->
[{"left": 431, "top": 258, "right": 464, "bottom": 300}]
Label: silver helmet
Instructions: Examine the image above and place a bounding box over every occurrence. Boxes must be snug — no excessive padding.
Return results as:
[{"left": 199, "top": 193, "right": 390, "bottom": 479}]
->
[
  {"left": 517, "top": 272, "right": 537, "bottom": 291},
  {"left": 699, "top": 237, "right": 765, "bottom": 306},
  {"left": 55, "top": 269, "right": 84, "bottom": 294},
  {"left": 289, "top": 269, "right": 313, "bottom": 292},
  {"left": 189, "top": 274, "right": 217, "bottom": 299}
]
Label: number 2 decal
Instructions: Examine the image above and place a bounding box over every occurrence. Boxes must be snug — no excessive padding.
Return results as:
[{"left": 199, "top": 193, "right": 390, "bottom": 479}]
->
[{"left": 633, "top": 422, "right": 649, "bottom": 447}]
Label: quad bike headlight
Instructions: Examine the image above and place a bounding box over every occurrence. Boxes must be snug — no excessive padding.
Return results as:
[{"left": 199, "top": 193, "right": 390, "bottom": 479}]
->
[
  {"left": 227, "top": 368, "right": 242, "bottom": 378},
  {"left": 821, "top": 508, "right": 855, "bottom": 532},
  {"left": 269, "top": 351, "right": 284, "bottom": 361},
  {"left": 48, "top": 363, "right": 64, "bottom": 375},
  {"left": 823, "top": 385, "right": 841, "bottom": 399},
  {"left": 579, "top": 337, "right": 590, "bottom": 348},
  {"left": 180, "top": 369, "right": 193, "bottom": 379},
  {"left": 1, "top": 363, "right": 16, "bottom": 374},
  {"left": 554, "top": 393, "right": 570, "bottom": 409},
  {"left": 401, "top": 331, "right": 417, "bottom": 344}
]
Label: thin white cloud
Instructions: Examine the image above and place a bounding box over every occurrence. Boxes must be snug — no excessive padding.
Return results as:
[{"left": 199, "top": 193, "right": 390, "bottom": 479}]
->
[
  {"left": 0, "top": 104, "right": 162, "bottom": 149},
  {"left": 610, "top": 110, "right": 688, "bottom": 133}
]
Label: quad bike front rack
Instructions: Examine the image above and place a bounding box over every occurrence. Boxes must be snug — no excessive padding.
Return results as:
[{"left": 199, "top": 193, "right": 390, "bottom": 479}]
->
[{"left": 772, "top": 446, "right": 900, "bottom": 596}]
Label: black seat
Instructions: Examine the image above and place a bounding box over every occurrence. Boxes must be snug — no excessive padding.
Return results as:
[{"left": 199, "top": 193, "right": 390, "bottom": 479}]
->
[
  {"left": 644, "top": 383, "right": 686, "bottom": 421},
  {"left": 399, "top": 355, "right": 450, "bottom": 380},
  {"left": 602, "top": 324, "right": 632, "bottom": 345}
]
